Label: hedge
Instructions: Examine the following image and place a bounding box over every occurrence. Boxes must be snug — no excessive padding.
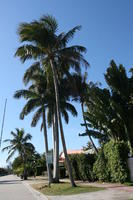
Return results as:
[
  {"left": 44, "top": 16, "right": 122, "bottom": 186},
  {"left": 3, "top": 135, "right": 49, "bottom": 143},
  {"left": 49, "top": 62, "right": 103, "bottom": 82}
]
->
[
  {"left": 68, "top": 153, "right": 96, "bottom": 181},
  {"left": 93, "top": 140, "right": 129, "bottom": 183},
  {"left": 93, "top": 148, "right": 110, "bottom": 181}
]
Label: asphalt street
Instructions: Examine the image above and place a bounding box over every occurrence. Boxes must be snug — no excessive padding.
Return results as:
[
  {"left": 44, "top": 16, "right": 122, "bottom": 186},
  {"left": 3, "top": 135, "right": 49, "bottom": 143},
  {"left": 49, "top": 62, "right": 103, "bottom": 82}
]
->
[{"left": 0, "top": 175, "right": 37, "bottom": 200}]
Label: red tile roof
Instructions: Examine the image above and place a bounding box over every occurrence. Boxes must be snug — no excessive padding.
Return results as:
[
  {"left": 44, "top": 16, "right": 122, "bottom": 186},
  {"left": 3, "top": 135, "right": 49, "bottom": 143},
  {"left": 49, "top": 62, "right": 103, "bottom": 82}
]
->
[{"left": 59, "top": 149, "right": 84, "bottom": 162}]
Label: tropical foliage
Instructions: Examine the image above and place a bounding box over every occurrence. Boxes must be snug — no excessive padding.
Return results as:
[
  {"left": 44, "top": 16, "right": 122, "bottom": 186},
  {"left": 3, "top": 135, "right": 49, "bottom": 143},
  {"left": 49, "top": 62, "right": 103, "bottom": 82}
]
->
[
  {"left": 93, "top": 140, "right": 129, "bottom": 183},
  {"left": 2, "top": 128, "right": 34, "bottom": 180},
  {"left": 12, "top": 153, "right": 46, "bottom": 177},
  {"left": 80, "top": 60, "right": 133, "bottom": 151}
]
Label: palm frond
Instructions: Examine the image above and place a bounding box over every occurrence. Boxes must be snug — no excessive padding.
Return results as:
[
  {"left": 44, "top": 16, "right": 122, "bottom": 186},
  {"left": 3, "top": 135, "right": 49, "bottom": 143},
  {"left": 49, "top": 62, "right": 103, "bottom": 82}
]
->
[
  {"left": 3, "top": 139, "right": 11, "bottom": 143},
  {"left": 6, "top": 150, "right": 16, "bottom": 162},
  {"left": 19, "top": 98, "right": 41, "bottom": 119},
  {"left": 23, "top": 134, "right": 32, "bottom": 142},
  {"left": 31, "top": 107, "right": 42, "bottom": 127},
  {"left": 61, "top": 110, "right": 69, "bottom": 124},
  {"left": 10, "top": 131, "right": 17, "bottom": 138},
  {"left": 61, "top": 102, "right": 78, "bottom": 117},
  {"left": 23, "top": 62, "right": 41, "bottom": 85},
  {"left": 60, "top": 26, "right": 81, "bottom": 46},
  {"left": 15, "top": 45, "right": 43, "bottom": 62},
  {"left": 14, "top": 89, "right": 39, "bottom": 99},
  {"left": 40, "top": 15, "right": 58, "bottom": 33},
  {"left": 2, "top": 145, "right": 13, "bottom": 152}
]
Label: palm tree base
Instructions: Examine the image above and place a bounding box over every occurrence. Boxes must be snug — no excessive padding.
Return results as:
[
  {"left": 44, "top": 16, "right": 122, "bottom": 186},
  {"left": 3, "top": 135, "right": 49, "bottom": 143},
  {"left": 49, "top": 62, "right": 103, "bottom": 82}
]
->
[{"left": 52, "top": 178, "right": 60, "bottom": 183}]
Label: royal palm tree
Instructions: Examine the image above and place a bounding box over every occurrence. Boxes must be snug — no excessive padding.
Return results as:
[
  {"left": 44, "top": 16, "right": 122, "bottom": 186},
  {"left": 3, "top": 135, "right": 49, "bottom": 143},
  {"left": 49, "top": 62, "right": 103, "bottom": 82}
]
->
[
  {"left": 14, "top": 71, "right": 53, "bottom": 183},
  {"left": 15, "top": 15, "right": 89, "bottom": 186},
  {"left": 14, "top": 64, "right": 77, "bottom": 182},
  {"left": 46, "top": 82, "right": 78, "bottom": 182},
  {"left": 2, "top": 128, "right": 33, "bottom": 180}
]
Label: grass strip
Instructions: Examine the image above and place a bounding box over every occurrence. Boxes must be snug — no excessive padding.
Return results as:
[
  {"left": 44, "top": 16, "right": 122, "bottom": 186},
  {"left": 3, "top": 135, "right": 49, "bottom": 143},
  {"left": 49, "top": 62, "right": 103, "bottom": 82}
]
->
[{"left": 32, "top": 182, "right": 104, "bottom": 196}]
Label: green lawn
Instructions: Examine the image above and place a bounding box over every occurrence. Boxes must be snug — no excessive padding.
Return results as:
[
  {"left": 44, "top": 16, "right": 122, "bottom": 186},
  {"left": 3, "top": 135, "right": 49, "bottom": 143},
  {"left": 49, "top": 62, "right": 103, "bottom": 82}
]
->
[{"left": 32, "top": 182, "right": 104, "bottom": 196}]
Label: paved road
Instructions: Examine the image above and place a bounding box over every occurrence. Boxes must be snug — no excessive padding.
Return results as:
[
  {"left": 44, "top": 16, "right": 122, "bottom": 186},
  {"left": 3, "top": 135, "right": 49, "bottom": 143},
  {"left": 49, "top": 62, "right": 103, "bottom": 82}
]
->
[{"left": 0, "top": 175, "right": 38, "bottom": 200}]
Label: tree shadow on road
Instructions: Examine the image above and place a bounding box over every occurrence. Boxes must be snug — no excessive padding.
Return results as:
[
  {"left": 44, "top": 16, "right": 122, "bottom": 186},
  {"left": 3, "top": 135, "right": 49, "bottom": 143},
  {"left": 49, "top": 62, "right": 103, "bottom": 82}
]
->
[{"left": 0, "top": 180, "right": 21, "bottom": 185}]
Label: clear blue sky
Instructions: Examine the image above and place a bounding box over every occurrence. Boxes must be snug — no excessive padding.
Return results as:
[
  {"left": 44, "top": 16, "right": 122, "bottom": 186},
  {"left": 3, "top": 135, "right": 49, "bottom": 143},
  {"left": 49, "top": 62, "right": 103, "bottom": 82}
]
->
[{"left": 0, "top": 0, "right": 133, "bottom": 166}]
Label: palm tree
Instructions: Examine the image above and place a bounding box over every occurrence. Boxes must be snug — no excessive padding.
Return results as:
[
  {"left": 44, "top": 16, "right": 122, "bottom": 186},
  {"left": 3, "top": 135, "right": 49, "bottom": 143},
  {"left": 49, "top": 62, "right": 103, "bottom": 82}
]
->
[
  {"left": 22, "top": 63, "right": 58, "bottom": 182},
  {"left": 14, "top": 70, "right": 53, "bottom": 183},
  {"left": 2, "top": 128, "right": 33, "bottom": 180},
  {"left": 14, "top": 64, "right": 77, "bottom": 183},
  {"left": 15, "top": 15, "right": 89, "bottom": 186},
  {"left": 46, "top": 85, "right": 78, "bottom": 182}
]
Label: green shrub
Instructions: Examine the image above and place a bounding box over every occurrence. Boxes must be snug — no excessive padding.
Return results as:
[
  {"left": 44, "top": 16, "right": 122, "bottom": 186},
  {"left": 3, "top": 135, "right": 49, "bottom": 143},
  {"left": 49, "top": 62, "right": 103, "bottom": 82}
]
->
[
  {"left": 13, "top": 167, "right": 24, "bottom": 176},
  {"left": 93, "top": 148, "right": 110, "bottom": 181},
  {"left": 104, "top": 140, "right": 129, "bottom": 183},
  {"left": 69, "top": 154, "right": 80, "bottom": 180},
  {"left": 93, "top": 140, "right": 129, "bottom": 183},
  {"left": 69, "top": 153, "right": 96, "bottom": 181}
]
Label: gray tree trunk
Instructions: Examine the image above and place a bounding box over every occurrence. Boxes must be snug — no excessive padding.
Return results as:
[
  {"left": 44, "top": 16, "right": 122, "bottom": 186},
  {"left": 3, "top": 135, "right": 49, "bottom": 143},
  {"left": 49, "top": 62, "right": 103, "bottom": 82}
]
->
[
  {"left": 53, "top": 108, "right": 59, "bottom": 182},
  {"left": 42, "top": 107, "right": 53, "bottom": 184},
  {"left": 50, "top": 59, "right": 76, "bottom": 187},
  {"left": 81, "top": 102, "right": 98, "bottom": 154},
  {"left": 21, "top": 152, "right": 27, "bottom": 180}
]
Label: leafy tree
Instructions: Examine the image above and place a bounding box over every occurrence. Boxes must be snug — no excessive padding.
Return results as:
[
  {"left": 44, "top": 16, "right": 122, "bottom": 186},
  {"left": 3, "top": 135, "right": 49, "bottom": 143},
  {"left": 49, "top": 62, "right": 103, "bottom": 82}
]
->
[
  {"left": 2, "top": 128, "right": 34, "bottom": 180},
  {"left": 80, "top": 60, "right": 133, "bottom": 151},
  {"left": 105, "top": 60, "right": 133, "bottom": 149}
]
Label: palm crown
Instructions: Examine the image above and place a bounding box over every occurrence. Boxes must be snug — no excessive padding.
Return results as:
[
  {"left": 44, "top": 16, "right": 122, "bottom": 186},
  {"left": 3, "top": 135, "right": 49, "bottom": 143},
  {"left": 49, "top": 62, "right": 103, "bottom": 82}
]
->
[{"left": 2, "top": 128, "right": 33, "bottom": 162}]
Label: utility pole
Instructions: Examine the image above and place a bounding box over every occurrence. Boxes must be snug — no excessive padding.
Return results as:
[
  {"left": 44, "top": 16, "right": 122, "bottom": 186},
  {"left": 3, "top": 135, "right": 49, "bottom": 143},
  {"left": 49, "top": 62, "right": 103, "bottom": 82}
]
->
[{"left": 0, "top": 99, "right": 7, "bottom": 148}]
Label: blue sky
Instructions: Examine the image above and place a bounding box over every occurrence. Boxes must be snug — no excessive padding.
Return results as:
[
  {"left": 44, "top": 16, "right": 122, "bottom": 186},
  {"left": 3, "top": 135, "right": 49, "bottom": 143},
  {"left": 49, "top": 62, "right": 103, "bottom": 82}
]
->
[{"left": 0, "top": 0, "right": 133, "bottom": 166}]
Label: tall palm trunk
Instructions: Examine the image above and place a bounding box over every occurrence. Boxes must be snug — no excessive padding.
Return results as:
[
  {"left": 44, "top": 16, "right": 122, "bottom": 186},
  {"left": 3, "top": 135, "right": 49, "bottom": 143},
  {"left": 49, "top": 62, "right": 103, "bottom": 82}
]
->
[
  {"left": 42, "top": 107, "right": 53, "bottom": 184},
  {"left": 50, "top": 59, "right": 76, "bottom": 187},
  {"left": 81, "top": 102, "right": 98, "bottom": 154},
  {"left": 23, "top": 164, "right": 27, "bottom": 180},
  {"left": 21, "top": 149, "right": 27, "bottom": 180},
  {"left": 52, "top": 107, "right": 59, "bottom": 182}
]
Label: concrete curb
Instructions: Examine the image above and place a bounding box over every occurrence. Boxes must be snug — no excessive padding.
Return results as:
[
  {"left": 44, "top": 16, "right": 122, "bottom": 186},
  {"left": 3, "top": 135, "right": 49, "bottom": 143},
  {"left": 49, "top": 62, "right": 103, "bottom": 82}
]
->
[{"left": 23, "top": 181, "right": 48, "bottom": 200}]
